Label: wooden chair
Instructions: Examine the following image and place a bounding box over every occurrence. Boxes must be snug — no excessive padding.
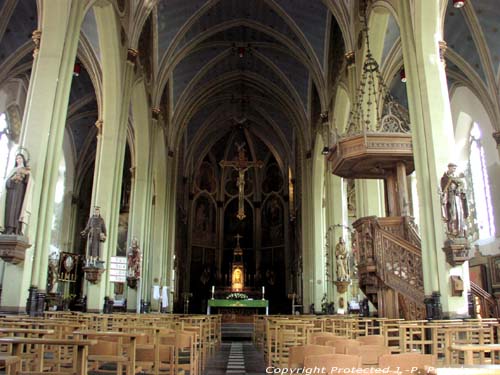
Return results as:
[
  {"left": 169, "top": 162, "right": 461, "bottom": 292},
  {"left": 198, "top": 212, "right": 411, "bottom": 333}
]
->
[
  {"left": 327, "top": 339, "right": 361, "bottom": 355},
  {"left": 288, "top": 344, "right": 335, "bottom": 369},
  {"left": 303, "top": 354, "right": 361, "bottom": 374},
  {"left": 0, "top": 353, "right": 20, "bottom": 375},
  {"left": 357, "top": 335, "right": 385, "bottom": 346},
  {"left": 87, "top": 339, "right": 131, "bottom": 375},
  {"left": 312, "top": 333, "right": 343, "bottom": 346},
  {"left": 349, "top": 344, "right": 390, "bottom": 366},
  {"left": 379, "top": 353, "right": 437, "bottom": 373}
]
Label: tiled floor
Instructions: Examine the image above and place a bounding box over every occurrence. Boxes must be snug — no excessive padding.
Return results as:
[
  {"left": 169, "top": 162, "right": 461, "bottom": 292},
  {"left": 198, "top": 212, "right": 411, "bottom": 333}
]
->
[{"left": 204, "top": 341, "right": 266, "bottom": 375}]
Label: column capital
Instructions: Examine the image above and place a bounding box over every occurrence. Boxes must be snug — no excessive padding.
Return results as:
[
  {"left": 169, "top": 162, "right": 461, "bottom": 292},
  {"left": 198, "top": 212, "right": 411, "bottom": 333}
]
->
[
  {"left": 344, "top": 51, "right": 355, "bottom": 67},
  {"left": 32, "top": 30, "right": 42, "bottom": 58},
  {"left": 95, "top": 120, "right": 103, "bottom": 135},
  {"left": 492, "top": 131, "right": 500, "bottom": 146},
  {"left": 438, "top": 40, "right": 447, "bottom": 65},
  {"left": 127, "top": 48, "right": 139, "bottom": 65}
]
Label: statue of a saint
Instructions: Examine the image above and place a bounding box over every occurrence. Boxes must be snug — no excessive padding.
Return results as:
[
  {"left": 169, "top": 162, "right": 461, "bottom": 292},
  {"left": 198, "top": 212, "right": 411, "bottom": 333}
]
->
[
  {"left": 441, "top": 163, "right": 468, "bottom": 238},
  {"left": 81, "top": 206, "right": 106, "bottom": 266},
  {"left": 335, "top": 237, "right": 349, "bottom": 281},
  {"left": 127, "top": 238, "right": 141, "bottom": 279},
  {"left": 0, "top": 153, "right": 32, "bottom": 235}
]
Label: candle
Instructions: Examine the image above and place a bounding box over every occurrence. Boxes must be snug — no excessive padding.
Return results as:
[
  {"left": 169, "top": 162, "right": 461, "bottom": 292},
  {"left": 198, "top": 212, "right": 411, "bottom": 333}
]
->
[
  {"left": 212, "top": 285, "right": 215, "bottom": 293},
  {"left": 262, "top": 286, "right": 265, "bottom": 294}
]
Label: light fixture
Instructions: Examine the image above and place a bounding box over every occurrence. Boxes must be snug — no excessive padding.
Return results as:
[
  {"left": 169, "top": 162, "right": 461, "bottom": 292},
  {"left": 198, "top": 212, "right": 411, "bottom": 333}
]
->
[
  {"left": 73, "top": 62, "right": 81, "bottom": 77},
  {"left": 400, "top": 68, "right": 407, "bottom": 83},
  {"left": 453, "top": 0, "right": 465, "bottom": 8}
]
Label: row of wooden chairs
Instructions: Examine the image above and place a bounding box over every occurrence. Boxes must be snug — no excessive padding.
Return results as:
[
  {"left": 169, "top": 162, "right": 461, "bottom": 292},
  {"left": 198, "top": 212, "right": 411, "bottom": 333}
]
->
[
  {"left": 258, "top": 315, "right": 500, "bottom": 368},
  {"left": 0, "top": 312, "right": 222, "bottom": 375}
]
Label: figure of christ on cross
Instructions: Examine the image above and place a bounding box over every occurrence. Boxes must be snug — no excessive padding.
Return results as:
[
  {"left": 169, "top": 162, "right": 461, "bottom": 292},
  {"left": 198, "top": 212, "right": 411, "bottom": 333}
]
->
[{"left": 220, "top": 142, "right": 263, "bottom": 220}]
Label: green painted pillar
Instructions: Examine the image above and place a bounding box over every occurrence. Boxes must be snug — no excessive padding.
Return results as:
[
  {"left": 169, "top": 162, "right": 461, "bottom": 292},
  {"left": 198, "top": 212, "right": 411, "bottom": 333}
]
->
[
  {"left": 1, "top": 0, "right": 85, "bottom": 313},
  {"left": 397, "top": 0, "right": 469, "bottom": 317}
]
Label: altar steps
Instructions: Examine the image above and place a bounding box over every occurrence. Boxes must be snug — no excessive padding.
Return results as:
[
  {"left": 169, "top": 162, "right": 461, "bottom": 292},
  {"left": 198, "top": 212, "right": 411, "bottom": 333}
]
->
[{"left": 221, "top": 323, "right": 254, "bottom": 341}]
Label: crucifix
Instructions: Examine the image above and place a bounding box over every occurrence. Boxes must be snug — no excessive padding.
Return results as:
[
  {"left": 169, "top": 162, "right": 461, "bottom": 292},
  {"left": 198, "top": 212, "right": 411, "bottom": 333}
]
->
[{"left": 220, "top": 142, "right": 263, "bottom": 220}]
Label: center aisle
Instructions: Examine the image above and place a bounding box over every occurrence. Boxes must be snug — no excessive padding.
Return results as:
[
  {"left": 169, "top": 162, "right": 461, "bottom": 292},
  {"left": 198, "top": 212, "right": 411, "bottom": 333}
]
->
[{"left": 204, "top": 342, "right": 267, "bottom": 375}]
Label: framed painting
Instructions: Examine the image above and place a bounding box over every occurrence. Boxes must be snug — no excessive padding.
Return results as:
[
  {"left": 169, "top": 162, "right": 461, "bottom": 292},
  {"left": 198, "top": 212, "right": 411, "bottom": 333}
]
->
[{"left": 489, "top": 255, "right": 500, "bottom": 289}]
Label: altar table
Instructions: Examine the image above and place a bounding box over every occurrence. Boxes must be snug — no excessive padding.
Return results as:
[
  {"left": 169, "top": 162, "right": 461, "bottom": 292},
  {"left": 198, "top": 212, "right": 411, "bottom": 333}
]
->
[{"left": 207, "top": 299, "right": 268, "bottom": 315}]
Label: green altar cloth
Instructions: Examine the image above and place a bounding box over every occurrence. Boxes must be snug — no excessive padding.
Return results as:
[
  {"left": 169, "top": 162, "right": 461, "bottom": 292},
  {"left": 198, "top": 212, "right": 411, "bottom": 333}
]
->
[{"left": 207, "top": 299, "right": 269, "bottom": 315}]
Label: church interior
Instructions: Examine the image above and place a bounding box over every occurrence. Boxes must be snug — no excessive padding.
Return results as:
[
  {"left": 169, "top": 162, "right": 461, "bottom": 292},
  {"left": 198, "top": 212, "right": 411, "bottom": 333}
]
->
[{"left": 0, "top": 0, "right": 500, "bottom": 373}]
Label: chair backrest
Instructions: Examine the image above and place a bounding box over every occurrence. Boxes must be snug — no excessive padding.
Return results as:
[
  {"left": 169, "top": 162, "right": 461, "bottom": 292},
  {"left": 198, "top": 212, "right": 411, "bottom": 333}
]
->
[
  {"left": 288, "top": 345, "right": 335, "bottom": 368},
  {"left": 352, "top": 344, "right": 391, "bottom": 366},
  {"left": 357, "top": 335, "right": 385, "bottom": 346},
  {"left": 304, "top": 354, "right": 361, "bottom": 374},
  {"left": 88, "top": 340, "right": 118, "bottom": 356},
  {"left": 311, "top": 332, "right": 340, "bottom": 345},
  {"left": 378, "top": 353, "right": 437, "bottom": 371},
  {"left": 328, "top": 339, "right": 361, "bottom": 355}
]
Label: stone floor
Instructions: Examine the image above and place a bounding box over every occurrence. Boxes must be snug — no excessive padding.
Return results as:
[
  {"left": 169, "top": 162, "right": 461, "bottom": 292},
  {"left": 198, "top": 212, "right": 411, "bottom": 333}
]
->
[{"left": 203, "top": 341, "right": 266, "bottom": 375}]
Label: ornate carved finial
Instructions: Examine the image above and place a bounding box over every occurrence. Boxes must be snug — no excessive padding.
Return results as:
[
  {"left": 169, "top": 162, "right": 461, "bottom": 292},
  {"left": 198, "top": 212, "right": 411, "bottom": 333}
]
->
[
  {"left": 127, "top": 48, "right": 138, "bottom": 65},
  {"left": 95, "top": 120, "right": 103, "bottom": 136},
  {"left": 344, "top": 51, "right": 355, "bottom": 67},
  {"left": 438, "top": 40, "right": 447, "bottom": 65},
  {"left": 152, "top": 108, "right": 161, "bottom": 120},
  {"left": 492, "top": 131, "right": 500, "bottom": 147},
  {"left": 32, "top": 30, "right": 42, "bottom": 58}
]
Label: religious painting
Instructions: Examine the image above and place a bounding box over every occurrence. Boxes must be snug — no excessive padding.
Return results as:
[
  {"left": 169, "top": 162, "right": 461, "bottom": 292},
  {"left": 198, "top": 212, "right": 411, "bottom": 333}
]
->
[
  {"left": 196, "top": 161, "right": 217, "bottom": 194},
  {"left": 262, "top": 163, "right": 283, "bottom": 194},
  {"left": 262, "top": 194, "right": 284, "bottom": 246},
  {"left": 489, "top": 255, "right": 500, "bottom": 288},
  {"left": 116, "top": 212, "right": 129, "bottom": 256},
  {"left": 192, "top": 195, "right": 216, "bottom": 246},
  {"left": 58, "top": 252, "right": 79, "bottom": 282}
]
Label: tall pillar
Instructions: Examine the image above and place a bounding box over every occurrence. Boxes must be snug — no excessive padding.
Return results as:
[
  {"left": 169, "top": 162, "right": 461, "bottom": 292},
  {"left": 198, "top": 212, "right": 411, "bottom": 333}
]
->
[
  {"left": 301, "top": 154, "right": 315, "bottom": 312},
  {"left": 149, "top": 123, "right": 167, "bottom": 311},
  {"left": 355, "top": 180, "right": 385, "bottom": 218},
  {"left": 129, "top": 81, "right": 153, "bottom": 311},
  {"left": 1, "top": 0, "right": 85, "bottom": 313},
  {"left": 85, "top": 3, "right": 134, "bottom": 312},
  {"left": 397, "top": 0, "right": 469, "bottom": 317}
]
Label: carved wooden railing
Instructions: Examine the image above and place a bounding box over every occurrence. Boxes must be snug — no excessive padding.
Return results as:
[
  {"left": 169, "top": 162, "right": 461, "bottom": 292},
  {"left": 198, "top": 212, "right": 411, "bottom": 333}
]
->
[
  {"left": 353, "top": 216, "right": 425, "bottom": 319},
  {"left": 471, "top": 280, "right": 500, "bottom": 318}
]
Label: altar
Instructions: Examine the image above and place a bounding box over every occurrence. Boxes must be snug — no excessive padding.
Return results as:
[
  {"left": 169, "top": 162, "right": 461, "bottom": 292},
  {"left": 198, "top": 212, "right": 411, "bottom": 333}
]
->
[{"left": 207, "top": 299, "right": 269, "bottom": 315}]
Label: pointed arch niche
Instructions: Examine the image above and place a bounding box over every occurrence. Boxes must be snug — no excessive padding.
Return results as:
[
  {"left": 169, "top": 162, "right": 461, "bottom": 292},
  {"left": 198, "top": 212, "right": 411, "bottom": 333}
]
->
[{"left": 180, "top": 128, "right": 293, "bottom": 313}]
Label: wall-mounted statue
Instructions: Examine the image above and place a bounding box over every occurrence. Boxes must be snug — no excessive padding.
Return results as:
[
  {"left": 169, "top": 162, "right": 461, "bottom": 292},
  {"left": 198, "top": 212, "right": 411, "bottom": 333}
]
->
[
  {"left": 127, "top": 238, "right": 141, "bottom": 279},
  {"left": 335, "top": 237, "right": 349, "bottom": 281},
  {"left": 81, "top": 206, "right": 106, "bottom": 266},
  {"left": 440, "top": 163, "right": 468, "bottom": 238},
  {"left": 0, "top": 152, "right": 32, "bottom": 235}
]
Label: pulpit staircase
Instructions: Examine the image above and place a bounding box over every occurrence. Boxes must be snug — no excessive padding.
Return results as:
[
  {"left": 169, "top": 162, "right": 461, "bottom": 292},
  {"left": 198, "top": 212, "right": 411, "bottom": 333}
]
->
[
  {"left": 470, "top": 280, "right": 500, "bottom": 318},
  {"left": 353, "top": 216, "right": 426, "bottom": 320}
]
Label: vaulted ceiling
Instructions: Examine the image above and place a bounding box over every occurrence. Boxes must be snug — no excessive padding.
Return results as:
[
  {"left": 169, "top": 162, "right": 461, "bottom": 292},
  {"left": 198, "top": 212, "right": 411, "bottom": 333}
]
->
[{"left": 1, "top": 0, "right": 500, "bottom": 176}]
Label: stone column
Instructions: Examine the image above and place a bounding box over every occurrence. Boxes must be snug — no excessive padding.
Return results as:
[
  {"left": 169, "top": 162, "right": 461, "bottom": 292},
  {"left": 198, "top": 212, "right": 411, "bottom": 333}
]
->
[
  {"left": 85, "top": 3, "right": 135, "bottom": 312},
  {"left": 300, "top": 154, "right": 315, "bottom": 312},
  {"left": 397, "top": 0, "right": 469, "bottom": 317},
  {"left": 1, "top": 0, "right": 85, "bottom": 313}
]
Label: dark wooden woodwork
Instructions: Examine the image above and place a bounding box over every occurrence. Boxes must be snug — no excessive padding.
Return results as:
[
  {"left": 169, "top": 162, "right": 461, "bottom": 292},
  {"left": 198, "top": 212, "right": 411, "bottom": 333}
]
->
[{"left": 328, "top": 133, "right": 414, "bottom": 179}]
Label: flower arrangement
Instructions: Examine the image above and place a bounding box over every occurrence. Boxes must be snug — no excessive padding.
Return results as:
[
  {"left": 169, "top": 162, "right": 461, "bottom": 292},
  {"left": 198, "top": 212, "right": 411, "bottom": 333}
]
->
[{"left": 226, "top": 292, "right": 248, "bottom": 300}]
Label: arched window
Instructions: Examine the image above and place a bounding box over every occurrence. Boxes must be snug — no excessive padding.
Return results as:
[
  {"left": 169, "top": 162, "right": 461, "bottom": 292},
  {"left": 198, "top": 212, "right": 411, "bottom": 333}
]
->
[{"left": 468, "top": 122, "right": 495, "bottom": 240}]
